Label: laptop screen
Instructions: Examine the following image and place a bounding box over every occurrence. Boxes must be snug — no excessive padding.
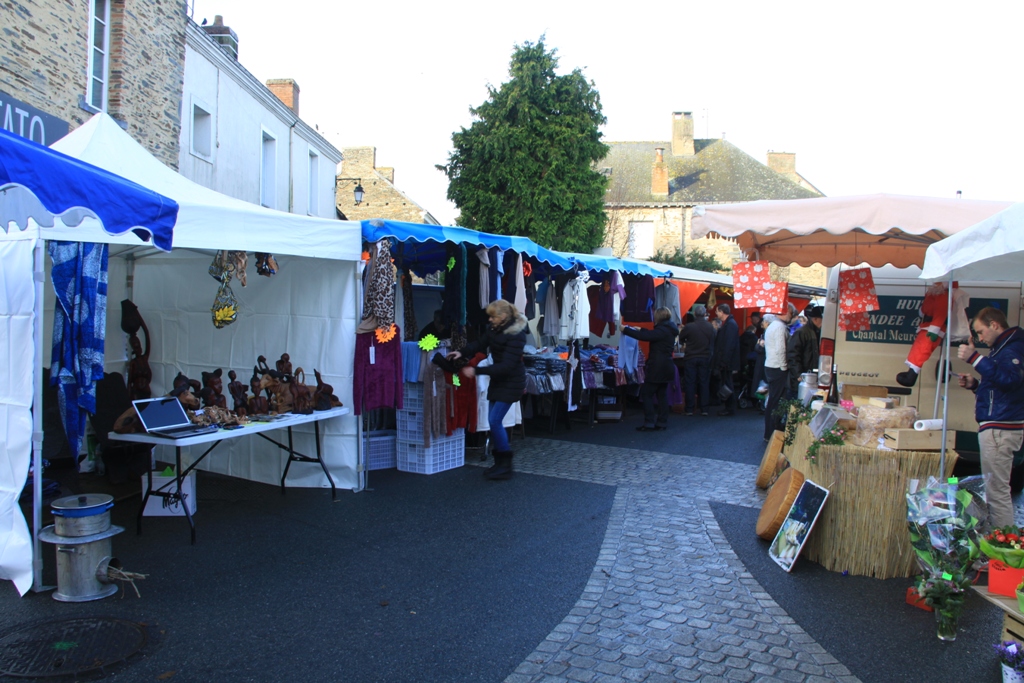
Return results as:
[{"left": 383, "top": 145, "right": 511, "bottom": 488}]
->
[{"left": 133, "top": 397, "right": 192, "bottom": 432}]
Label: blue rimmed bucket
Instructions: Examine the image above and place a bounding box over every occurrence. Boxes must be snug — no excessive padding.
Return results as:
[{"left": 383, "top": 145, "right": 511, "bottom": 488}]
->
[{"left": 51, "top": 494, "right": 114, "bottom": 537}]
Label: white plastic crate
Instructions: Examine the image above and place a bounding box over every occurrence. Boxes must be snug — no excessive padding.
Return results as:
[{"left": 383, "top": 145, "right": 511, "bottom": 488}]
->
[
  {"left": 363, "top": 430, "right": 397, "bottom": 470},
  {"left": 396, "top": 409, "right": 424, "bottom": 442},
  {"left": 402, "top": 382, "right": 424, "bottom": 412},
  {"left": 396, "top": 430, "right": 465, "bottom": 474}
]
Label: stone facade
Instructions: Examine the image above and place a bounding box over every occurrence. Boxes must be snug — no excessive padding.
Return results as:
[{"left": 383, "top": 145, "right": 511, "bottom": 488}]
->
[
  {"left": 336, "top": 146, "right": 439, "bottom": 224},
  {"left": 0, "top": 0, "right": 186, "bottom": 169}
]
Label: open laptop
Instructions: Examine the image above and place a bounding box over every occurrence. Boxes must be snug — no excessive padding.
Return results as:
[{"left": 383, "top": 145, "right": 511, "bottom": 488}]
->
[{"left": 132, "top": 397, "right": 221, "bottom": 439}]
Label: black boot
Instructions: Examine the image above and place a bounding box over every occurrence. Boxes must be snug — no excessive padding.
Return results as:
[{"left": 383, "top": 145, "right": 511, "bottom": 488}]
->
[
  {"left": 485, "top": 451, "right": 513, "bottom": 480},
  {"left": 896, "top": 368, "right": 918, "bottom": 387}
]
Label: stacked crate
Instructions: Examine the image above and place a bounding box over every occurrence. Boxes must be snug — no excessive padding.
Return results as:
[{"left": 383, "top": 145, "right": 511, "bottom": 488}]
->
[
  {"left": 362, "top": 429, "right": 397, "bottom": 470},
  {"left": 396, "top": 382, "right": 464, "bottom": 474}
]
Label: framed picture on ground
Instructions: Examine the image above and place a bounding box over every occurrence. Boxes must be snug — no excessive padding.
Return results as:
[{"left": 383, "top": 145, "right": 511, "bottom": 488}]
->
[{"left": 769, "top": 479, "right": 830, "bottom": 572}]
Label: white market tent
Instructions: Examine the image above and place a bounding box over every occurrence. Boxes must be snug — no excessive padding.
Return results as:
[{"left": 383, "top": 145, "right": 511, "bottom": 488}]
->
[
  {"left": 692, "top": 193, "right": 1014, "bottom": 268},
  {"left": 2, "top": 114, "right": 363, "bottom": 595},
  {"left": 921, "top": 202, "right": 1024, "bottom": 281}
]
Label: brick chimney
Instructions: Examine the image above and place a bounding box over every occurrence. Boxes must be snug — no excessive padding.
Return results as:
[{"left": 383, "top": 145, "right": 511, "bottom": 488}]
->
[
  {"left": 767, "top": 151, "right": 797, "bottom": 176},
  {"left": 202, "top": 15, "right": 238, "bottom": 60},
  {"left": 651, "top": 147, "right": 669, "bottom": 196},
  {"left": 266, "top": 79, "right": 300, "bottom": 115},
  {"left": 671, "top": 111, "right": 695, "bottom": 156}
]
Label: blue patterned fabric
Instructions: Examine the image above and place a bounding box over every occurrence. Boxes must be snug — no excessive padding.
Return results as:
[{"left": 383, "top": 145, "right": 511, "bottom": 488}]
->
[{"left": 49, "top": 241, "right": 108, "bottom": 459}]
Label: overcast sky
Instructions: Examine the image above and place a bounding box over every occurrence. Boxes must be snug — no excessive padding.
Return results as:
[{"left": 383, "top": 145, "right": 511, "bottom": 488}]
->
[{"left": 192, "top": 0, "right": 1024, "bottom": 227}]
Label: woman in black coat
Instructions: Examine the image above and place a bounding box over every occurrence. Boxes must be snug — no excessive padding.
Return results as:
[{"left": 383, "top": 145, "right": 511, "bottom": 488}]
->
[
  {"left": 622, "top": 307, "right": 679, "bottom": 431},
  {"left": 448, "top": 299, "right": 527, "bottom": 480}
]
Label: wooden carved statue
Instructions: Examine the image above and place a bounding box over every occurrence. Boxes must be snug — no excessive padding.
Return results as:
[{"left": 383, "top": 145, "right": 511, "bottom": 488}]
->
[
  {"left": 123, "top": 302, "right": 152, "bottom": 401},
  {"left": 247, "top": 371, "right": 270, "bottom": 415},
  {"left": 259, "top": 371, "right": 294, "bottom": 414},
  {"left": 313, "top": 369, "right": 342, "bottom": 411},
  {"left": 171, "top": 372, "right": 201, "bottom": 410},
  {"left": 290, "top": 368, "right": 314, "bottom": 414},
  {"left": 227, "top": 370, "right": 248, "bottom": 416},
  {"left": 201, "top": 368, "right": 228, "bottom": 409},
  {"left": 276, "top": 353, "right": 293, "bottom": 377}
]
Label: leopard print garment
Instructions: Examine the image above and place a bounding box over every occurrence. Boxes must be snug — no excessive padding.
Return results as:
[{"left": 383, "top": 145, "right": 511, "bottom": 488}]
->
[{"left": 361, "top": 239, "right": 396, "bottom": 328}]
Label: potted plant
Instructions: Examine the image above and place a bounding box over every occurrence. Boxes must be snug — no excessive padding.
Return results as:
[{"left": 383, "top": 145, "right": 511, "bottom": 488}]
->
[
  {"left": 994, "top": 640, "right": 1024, "bottom": 683},
  {"left": 980, "top": 526, "right": 1024, "bottom": 597}
]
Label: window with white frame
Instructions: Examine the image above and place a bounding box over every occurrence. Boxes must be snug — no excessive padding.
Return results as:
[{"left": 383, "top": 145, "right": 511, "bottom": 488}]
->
[
  {"left": 190, "top": 98, "right": 213, "bottom": 161},
  {"left": 87, "top": 0, "right": 111, "bottom": 111},
  {"left": 628, "top": 221, "right": 655, "bottom": 259},
  {"left": 307, "top": 149, "right": 320, "bottom": 215},
  {"left": 260, "top": 129, "right": 277, "bottom": 209}
]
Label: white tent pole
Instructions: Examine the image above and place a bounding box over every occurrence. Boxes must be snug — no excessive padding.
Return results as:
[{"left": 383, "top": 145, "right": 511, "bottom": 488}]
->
[
  {"left": 939, "top": 272, "right": 954, "bottom": 478},
  {"left": 31, "top": 239, "right": 46, "bottom": 592},
  {"left": 354, "top": 258, "right": 365, "bottom": 493}
]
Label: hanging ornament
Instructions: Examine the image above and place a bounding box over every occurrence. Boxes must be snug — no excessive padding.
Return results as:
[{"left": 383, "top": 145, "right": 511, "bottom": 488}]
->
[
  {"left": 418, "top": 333, "right": 439, "bottom": 352},
  {"left": 447, "top": 256, "right": 456, "bottom": 272},
  {"left": 375, "top": 323, "right": 398, "bottom": 344},
  {"left": 732, "top": 261, "right": 771, "bottom": 309},
  {"left": 452, "top": 375, "right": 461, "bottom": 387},
  {"left": 838, "top": 268, "right": 880, "bottom": 314}
]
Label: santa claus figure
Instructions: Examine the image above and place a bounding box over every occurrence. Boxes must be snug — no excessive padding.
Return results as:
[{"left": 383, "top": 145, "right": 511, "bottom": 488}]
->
[{"left": 896, "top": 281, "right": 969, "bottom": 387}]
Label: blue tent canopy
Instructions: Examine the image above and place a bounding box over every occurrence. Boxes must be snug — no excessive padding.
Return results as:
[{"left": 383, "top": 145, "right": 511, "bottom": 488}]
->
[
  {"left": 560, "top": 252, "right": 672, "bottom": 279},
  {"left": 0, "top": 126, "right": 178, "bottom": 250},
  {"left": 360, "top": 219, "right": 574, "bottom": 276}
]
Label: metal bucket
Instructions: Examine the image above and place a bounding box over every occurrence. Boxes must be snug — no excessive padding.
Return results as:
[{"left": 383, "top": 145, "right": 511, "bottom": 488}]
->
[
  {"left": 51, "top": 494, "right": 113, "bottom": 537},
  {"left": 797, "top": 373, "right": 819, "bottom": 403}
]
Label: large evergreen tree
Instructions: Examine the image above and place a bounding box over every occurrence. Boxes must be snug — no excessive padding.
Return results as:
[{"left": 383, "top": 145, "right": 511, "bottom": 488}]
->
[{"left": 437, "top": 39, "right": 608, "bottom": 253}]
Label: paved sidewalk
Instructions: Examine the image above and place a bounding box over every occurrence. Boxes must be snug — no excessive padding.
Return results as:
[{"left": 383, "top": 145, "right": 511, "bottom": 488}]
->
[{"left": 501, "top": 437, "right": 857, "bottom": 683}]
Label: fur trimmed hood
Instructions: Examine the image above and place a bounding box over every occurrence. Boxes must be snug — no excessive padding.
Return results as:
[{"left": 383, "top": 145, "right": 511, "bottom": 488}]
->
[{"left": 497, "top": 312, "right": 529, "bottom": 336}]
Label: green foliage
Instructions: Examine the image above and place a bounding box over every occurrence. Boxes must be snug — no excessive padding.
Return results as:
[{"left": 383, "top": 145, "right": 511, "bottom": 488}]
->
[
  {"left": 437, "top": 38, "right": 608, "bottom": 253},
  {"left": 651, "top": 247, "right": 729, "bottom": 273},
  {"left": 774, "top": 399, "right": 813, "bottom": 447}
]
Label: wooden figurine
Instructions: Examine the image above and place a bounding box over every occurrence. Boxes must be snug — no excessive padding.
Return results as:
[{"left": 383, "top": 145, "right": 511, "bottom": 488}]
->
[
  {"left": 201, "top": 368, "right": 228, "bottom": 409},
  {"left": 247, "top": 371, "right": 270, "bottom": 415},
  {"left": 276, "top": 352, "right": 293, "bottom": 377},
  {"left": 171, "top": 372, "right": 201, "bottom": 410},
  {"left": 290, "top": 368, "right": 314, "bottom": 414},
  {"left": 227, "top": 370, "right": 248, "bottom": 416},
  {"left": 313, "top": 369, "right": 342, "bottom": 411}
]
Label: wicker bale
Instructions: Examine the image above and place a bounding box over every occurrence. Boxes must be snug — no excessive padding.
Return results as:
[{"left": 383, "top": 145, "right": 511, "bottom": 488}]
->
[
  {"left": 756, "top": 467, "right": 805, "bottom": 540},
  {"left": 782, "top": 422, "right": 957, "bottom": 578},
  {"left": 755, "top": 431, "right": 786, "bottom": 489}
]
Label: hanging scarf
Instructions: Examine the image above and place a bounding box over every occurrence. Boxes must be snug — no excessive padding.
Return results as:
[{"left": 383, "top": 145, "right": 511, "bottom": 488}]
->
[{"left": 49, "top": 241, "right": 108, "bottom": 458}]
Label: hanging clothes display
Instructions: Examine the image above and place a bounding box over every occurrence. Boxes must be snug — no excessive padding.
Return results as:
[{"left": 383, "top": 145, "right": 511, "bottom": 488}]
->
[
  {"left": 488, "top": 246, "right": 503, "bottom": 303},
  {"left": 539, "top": 277, "right": 560, "bottom": 338},
  {"left": 476, "top": 248, "right": 490, "bottom": 309},
  {"left": 357, "top": 238, "right": 396, "bottom": 334},
  {"left": 559, "top": 273, "right": 591, "bottom": 341},
  {"left": 620, "top": 273, "right": 655, "bottom": 322},
  {"left": 655, "top": 280, "right": 682, "bottom": 325},
  {"left": 353, "top": 331, "right": 403, "bottom": 415},
  {"left": 400, "top": 271, "right": 417, "bottom": 341},
  {"left": 522, "top": 261, "right": 537, "bottom": 320},
  {"left": 49, "top": 241, "right": 108, "bottom": 458}
]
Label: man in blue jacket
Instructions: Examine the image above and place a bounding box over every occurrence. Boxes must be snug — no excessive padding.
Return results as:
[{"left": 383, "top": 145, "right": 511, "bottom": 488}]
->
[{"left": 958, "top": 307, "right": 1024, "bottom": 528}]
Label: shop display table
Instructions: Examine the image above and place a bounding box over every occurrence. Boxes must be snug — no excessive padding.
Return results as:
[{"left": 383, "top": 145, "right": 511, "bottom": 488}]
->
[
  {"left": 973, "top": 586, "right": 1024, "bottom": 645},
  {"left": 109, "top": 407, "right": 348, "bottom": 544},
  {"left": 781, "top": 422, "right": 956, "bottom": 579}
]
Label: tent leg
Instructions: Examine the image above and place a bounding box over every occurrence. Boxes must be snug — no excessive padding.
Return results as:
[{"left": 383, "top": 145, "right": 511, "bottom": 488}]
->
[
  {"left": 939, "top": 273, "right": 954, "bottom": 477},
  {"left": 355, "top": 259, "right": 366, "bottom": 493},
  {"left": 31, "top": 240, "right": 51, "bottom": 593}
]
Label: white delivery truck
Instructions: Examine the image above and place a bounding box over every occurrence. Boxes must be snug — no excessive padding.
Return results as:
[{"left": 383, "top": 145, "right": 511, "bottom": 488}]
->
[{"left": 817, "top": 265, "right": 1024, "bottom": 486}]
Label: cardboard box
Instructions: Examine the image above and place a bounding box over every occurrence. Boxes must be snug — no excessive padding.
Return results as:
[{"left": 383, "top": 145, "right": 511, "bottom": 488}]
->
[
  {"left": 841, "top": 384, "right": 889, "bottom": 402},
  {"left": 882, "top": 429, "right": 954, "bottom": 451},
  {"left": 141, "top": 471, "right": 197, "bottom": 517}
]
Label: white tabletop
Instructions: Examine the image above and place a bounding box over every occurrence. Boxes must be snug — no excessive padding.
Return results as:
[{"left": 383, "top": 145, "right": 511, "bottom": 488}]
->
[{"left": 108, "top": 406, "right": 349, "bottom": 447}]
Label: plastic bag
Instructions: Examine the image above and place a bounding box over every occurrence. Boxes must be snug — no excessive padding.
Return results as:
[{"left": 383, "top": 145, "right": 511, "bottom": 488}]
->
[{"left": 211, "top": 276, "right": 238, "bottom": 328}]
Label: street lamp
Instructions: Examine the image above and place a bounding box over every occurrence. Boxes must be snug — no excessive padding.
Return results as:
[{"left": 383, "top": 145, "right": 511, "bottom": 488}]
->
[{"left": 338, "top": 178, "right": 365, "bottom": 204}]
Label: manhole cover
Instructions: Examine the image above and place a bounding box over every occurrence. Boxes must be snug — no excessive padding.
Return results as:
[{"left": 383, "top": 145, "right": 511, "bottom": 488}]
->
[{"left": 0, "top": 617, "right": 147, "bottom": 678}]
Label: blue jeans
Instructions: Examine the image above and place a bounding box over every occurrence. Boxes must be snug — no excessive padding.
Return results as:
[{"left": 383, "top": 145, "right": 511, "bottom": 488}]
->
[{"left": 488, "top": 400, "right": 514, "bottom": 452}]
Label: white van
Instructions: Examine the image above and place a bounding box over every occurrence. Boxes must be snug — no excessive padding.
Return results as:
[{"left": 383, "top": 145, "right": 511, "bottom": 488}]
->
[{"left": 817, "top": 266, "right": 1024, "bottom": 481}]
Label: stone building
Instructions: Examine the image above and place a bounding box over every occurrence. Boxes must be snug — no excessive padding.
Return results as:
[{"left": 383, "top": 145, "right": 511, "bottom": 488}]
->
[
  {"left": 336, "top": 147, "right": 440, "bottom": 224},
  {"left": 1, "top": 0, "right": 187, "bottom": 168},
  {"left": 601, "top": 111, "right": 826, "bottom": 286},
  {"left": 178, "top": 17, "right": 341, "bottom": 218}
]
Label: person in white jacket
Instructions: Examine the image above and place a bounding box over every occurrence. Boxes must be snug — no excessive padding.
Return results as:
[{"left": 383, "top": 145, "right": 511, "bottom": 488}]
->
[{"left": 763, "top": 303, "right": 796, "bottom": 441}]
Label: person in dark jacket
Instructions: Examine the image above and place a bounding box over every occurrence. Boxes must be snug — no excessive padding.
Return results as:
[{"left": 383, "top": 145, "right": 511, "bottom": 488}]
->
[
  {"left": 714, "top": 304, "right": 741, "bottom": 416},
  {"left": 957, "top": 307, "right": 1024, "bottom": 527},
  {"left": 787, "top": 305, "right": 822, "bottom": 394},
  {"left": 448, "top": 299, "right": 527, "bottom": 480},
  {"left": 622, "top": 307, "right": 679, "bottom": 431},
  {"left": 679, "top": 304, "right": 715, "bottom": 416}
]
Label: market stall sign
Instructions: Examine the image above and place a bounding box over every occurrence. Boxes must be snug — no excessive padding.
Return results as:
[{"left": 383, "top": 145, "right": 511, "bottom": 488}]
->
[
  {"left": 845, "top": 295, "right": 1008, "bottom": 346},
  {"left": 1, "top": 90, "right": 69, "bottom": 145}
]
